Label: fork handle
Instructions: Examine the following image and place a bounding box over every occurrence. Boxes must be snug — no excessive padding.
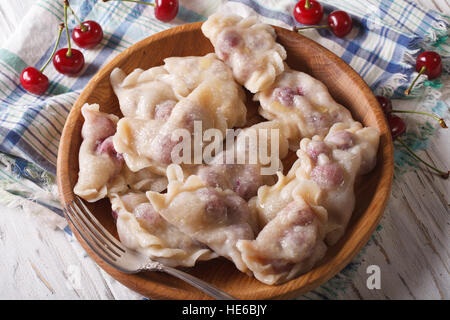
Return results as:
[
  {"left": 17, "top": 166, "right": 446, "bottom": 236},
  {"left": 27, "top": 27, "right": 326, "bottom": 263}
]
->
[{"left": 158, "top": 266, "right": 236, "bottom": 300}]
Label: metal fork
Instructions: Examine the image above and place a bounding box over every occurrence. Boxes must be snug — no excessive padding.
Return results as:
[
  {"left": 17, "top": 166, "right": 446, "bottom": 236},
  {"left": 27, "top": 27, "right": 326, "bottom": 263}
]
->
[{"left": 64, "top": 196, "right": 236, "bottom": 300}]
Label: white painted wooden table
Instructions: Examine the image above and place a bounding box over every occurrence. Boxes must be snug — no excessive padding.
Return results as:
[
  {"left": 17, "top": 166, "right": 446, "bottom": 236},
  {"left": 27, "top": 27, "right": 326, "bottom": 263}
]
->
[{"left": 0, "top": 0, "right": 448, "bottom": 300}]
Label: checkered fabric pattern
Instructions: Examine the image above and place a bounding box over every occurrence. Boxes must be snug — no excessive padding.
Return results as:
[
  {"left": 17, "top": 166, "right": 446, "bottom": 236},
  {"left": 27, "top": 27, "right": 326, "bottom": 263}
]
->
[{"left": 0, "top": 0, "right": 448, "bottom": 175}]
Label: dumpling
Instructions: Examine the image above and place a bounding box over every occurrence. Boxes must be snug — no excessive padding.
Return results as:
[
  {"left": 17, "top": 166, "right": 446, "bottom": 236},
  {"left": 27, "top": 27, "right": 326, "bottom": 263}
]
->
[
  {"left": 110, "top": 53, "right": 247, "bottom": 126},
  {"left": 162, "top": 53, "right": 246, "bottom": 107},
  {"left": 236, "top": 122, "right": 379, "bottom": 284},
  {"left": 237, "top": 197, "right": 328, "bottom": 285},
  {"left": 113, "top": 117, "right": 166, "bottom": 173},
  {"left": 110, "top": 66, "right": 178, "bottom": 119},
  {"left": 164, "top": 77, "right": 246, "bottom": 134},
  {"left": 202, "top": 13, "right": 287, "bottom": 93},
  {"left": 110, "top": 191, "right": 217, "bottom": 267},
  {"left": 112, "top": 53, "right": 247, "bottom": 174},
  {"left": 290, "top": 122, "right": 379, "bottom": 245},
  {"left": 113, "top": 93, "right": 219, "bottom": 173},
  {"left": 195, "top": 120, "right": 289, "bottom": 200},
  {"left": 147, "top": 164, "right": 255, "bottom": 272},
  {"left": 251, "top": 122, "right": 379, "bottom": 245},
  {"left": 254, "top": 68, "right": 355, "bottom": 150},
  {"left": 113, "top": 74, "right": 247, "bottom": 173},
  {"left": 112, "top": 88, "right": 226, "bottom": 174},
  {"left": 74, "top": 104, "right": 124, "bottom": 202},
  {"left": 324, "top": 122, "right": 380, "bottom": 175}
]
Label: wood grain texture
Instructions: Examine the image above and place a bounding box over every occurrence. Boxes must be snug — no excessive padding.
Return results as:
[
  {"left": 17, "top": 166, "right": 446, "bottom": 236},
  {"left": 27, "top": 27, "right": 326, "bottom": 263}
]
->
[{"left": 56, "top": 22, "right": 394, "bottom": 300}]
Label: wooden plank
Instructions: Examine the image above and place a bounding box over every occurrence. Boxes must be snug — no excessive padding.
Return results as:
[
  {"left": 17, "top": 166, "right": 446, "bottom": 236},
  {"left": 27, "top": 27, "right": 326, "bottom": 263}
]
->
[{"left": 0, "top": 205, "right": 142, "bottom": 299}]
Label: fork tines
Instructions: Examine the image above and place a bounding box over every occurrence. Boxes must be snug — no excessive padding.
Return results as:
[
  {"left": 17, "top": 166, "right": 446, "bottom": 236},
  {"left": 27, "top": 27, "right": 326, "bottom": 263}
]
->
[{"left": 64, "top": 196, "right": 126, "bottom": 266}]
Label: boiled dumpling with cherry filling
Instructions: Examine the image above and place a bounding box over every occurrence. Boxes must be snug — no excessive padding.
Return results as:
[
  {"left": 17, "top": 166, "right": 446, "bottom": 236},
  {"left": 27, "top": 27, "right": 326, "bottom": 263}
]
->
[
  {"left": 74, "top": 104, "right": 125, "bottom": 202},
  {"left": 110, "top": 66, "right": 178, "bottom": 120},
  {"left": 202, "top": 13, "right": 287, "bottom": 93},
  {"left": 74, "top": 104, "right": 168, "bottom": 201},
  {"left": 112, "top": 87, "right": 225, "bottom": 174},
  {"left": 296, "top": 122, "right": 379, "bottom": 244},
  {"left": 162, "top": 53, "right": 247, "bottom": 105},
  {"left": 147, "top": 164, "right": 256, "bottom": 273},
  {"left": 110, "top": 54, "right": 247, "bottom": 124},
  {"left": 237, "top": 197, "right": 328, "bottom": 285},
  {"left": 324, "top": 122, "right": 380, "bottom": 175},
  {"left": 195, "top": 120, "right": 289, "bottom": 200},
  {"left": 113, "top": 117, "right": 166, "bottom": 174},
  {"left": 113, "top": 73, "right": 247, "bottom": 173},
  {"left": 254, "top": 68, "right": 355, "bottom": 150},
  {"left": 110, "top": 191, "right": 217, "bottom": 267},
  {"left": 251, "top": 122, "right": 379, "bottom": 245},
  {"left": 240, "top": 122, "right": 379, "bottom": 284}
]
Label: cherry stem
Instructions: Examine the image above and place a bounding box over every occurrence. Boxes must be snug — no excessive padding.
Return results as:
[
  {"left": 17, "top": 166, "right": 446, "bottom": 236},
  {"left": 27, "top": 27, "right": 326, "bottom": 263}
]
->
[
  {"left": 69, "top": 4, "right": 87, "bottom": 32},
  {"left": 405, "top": 65, "right": 426, "bottom": 96},
  {"left": 305, "top": 0, "right": 311, "bottom": 9},
  {"left": 294, "top": 25, "right": 329, "bottom": 32},
  {"left": 40, "top": 24, "right": 64, "bottom": 73},
  {"left": 391, "top": 110, "right": 447, "bottom": 128},
  {"left": 397, "top": 138, "right": 449, "bottom": 178},
  {"left": 102, "top": 0, "right": 155, "bottom": 6},
  {"left": 63, "top": 0, "right": 72, "bottom": 57}
]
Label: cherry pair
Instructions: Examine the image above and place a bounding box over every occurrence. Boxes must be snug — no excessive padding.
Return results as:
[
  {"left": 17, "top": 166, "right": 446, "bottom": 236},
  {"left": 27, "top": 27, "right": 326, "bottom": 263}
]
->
[
  {"left": 21, "top": 1, "right": 104, "bottom": 95},
  {"left": 293, "top": 0, "right": 352, "bottom": 37},
  {"left": 376, "top": 95, "right": 448, "bottom": 178}
]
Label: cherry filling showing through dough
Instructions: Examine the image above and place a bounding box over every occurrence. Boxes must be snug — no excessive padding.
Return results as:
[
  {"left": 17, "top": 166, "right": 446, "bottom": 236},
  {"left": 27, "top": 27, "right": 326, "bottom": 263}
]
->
[
  {"left": 273, "top": 86, "right": 304, "bottom": 106},
  {"left": 154, "top": 100, "right": 176, "bottom": 120},
  {"left": 307, "top": 141, "right": 331, "bottom": 161},
  {"left": 95, "top": 137, "right": 124, "bottom": 163},
  {"left": 217, "top": 30, "right": 243, "bottom": 60},
  {"left": 327, "top": 130, "right": 355, "bottom": 150},
  {"left": 310, "top": 163, "right": 345, "bottom": 189},
  {"left": 197, "top": 188, "right": 250, "bottom": 225},
  {"left": 134, "top": 203, "right": 164, "bottom": 231}
]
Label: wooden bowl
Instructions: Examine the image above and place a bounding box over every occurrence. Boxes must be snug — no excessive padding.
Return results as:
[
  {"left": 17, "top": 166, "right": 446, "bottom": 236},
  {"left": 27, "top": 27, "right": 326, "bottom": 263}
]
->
[{"left": 57, "top": 22, "right": 394, "bottom": 300}]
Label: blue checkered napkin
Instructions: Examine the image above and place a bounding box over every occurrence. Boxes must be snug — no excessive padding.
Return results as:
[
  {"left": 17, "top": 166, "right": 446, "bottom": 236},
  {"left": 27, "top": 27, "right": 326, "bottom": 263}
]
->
[{"left": 0, "top": 0, "right": 448, "bottom": 176}]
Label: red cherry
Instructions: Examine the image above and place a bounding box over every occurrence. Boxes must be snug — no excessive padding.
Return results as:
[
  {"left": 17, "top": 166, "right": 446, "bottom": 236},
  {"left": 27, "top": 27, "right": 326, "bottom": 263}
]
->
[
  {"left": 294, "top": 9, "right": 353, "bottom": 38},
  {"left": 416, "top": 51, "right": 442, "bottom": 80},
  {"left": 387, "top": 115, "right": 406, "bottom": 140},
  {"left": 405, "top": 51, "right": 442, "bottom": 95},
  {"left": 20, "top": 67, "right": 49, "bottom": 95},
  {"left": 377, "top": 95, "right": 447, "bottom": 128},
  {"left": 72, "top": 20, "right": 103, "bottom": 49},
  {"left": 19, "top": 23, "right": 65, "bottom": 95},
  {"left": 328, "top": 10, "right": 353, "bottom": 37},
  {"left": 102, "top": 0, "right": 178, "bottom": 22},
  {"left": 379, "top": 94, "right": 448, "bottom": 178},
  {"left": 154, "top": 0, "right": 179, "bottom": 22},
  {"left": 53, "top": 48, "right": 85, "bottom": 75},
  {"left": 376, "top": 95, "right": 392, "bottom": 114},
  {"left": 293, "top": 0, "right": 324, "bottom": 25}
]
